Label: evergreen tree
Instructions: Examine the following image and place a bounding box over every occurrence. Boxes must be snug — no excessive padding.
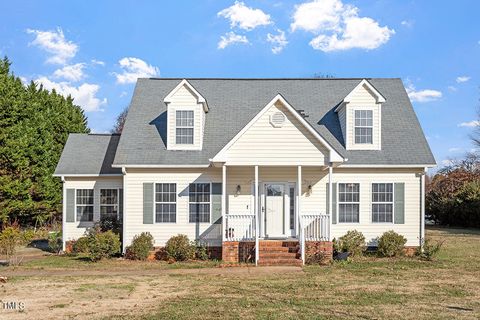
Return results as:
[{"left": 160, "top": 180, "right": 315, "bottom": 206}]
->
[{"left": 0, "top": 57, "right": 89, "bottom": 226}]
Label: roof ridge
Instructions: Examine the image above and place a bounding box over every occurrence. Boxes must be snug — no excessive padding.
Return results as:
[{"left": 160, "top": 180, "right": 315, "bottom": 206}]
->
[{"left": 141, "top": 77, "right": 401, "bottom": 81}]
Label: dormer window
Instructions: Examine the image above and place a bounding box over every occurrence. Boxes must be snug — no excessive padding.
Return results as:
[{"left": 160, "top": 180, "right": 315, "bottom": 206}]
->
[
  {"left": 176, "top": 110, "right": 194, "bottom": 144},
  {"left": 354, "top": 110, "right": 373, "bottom": 144}
]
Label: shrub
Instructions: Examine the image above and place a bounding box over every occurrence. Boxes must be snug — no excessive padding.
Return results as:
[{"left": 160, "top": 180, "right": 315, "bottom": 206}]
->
[
  {"left": 125, "top": 232, "right": 154, "bottom": 260},
  {"left": 97, "top": 215, "right": 122, "bottom": 234},
  {"left": 72, "top": 237, "right": 90, "bottom": 254},
  {"left": 165, "top": 235, "right": 195, "bottom": 261},
  {"left": 377, "top": 230, "right": 407, "bottom": 257},
  {"left": 48, "top": 231, "right": 62, "bottom": 254},
  {"left": 194, "top": 241, "right": 209, "bottom": 261},
  {"left": 0, "top": 226, "right": 22, "bottom": 259},
  {"left": 417, "top": 239, "right": 444, "bottom": 261},
  {"left": 306, "top": 250, "right": 327, "bottom": 265},
  {"left": 20, "top": 229, "right": 35, "bottom": 245},
  {"left": 82, "top": 226, "right": 121, "bottom": 261},
  {"left": 334, "top": 230, "right": 365, "bottom": 257}
]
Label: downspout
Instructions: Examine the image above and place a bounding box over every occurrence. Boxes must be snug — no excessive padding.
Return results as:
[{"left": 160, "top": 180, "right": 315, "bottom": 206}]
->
[
  {"left": 122, "top": 167, "right": 127, "bottom": 254},
  {"left": 420, "top": 168, "right": 427, "bottom": 251},
  {"left": 61, "top": 176, "right": 66, "bottom": 252}
]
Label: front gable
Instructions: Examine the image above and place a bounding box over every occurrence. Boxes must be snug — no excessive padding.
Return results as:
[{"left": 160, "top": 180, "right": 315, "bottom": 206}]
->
[{"left": 212, "top": 95, "right": 344, "bottom": 166}]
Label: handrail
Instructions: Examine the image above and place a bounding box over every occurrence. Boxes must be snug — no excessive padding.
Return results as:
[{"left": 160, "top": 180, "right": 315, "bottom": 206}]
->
[
  {"left": 299, "top": 213, "right": 330, "bottom": 264},
  {"left": 224, "top": 214, "right": 256, "bottom": 241}
]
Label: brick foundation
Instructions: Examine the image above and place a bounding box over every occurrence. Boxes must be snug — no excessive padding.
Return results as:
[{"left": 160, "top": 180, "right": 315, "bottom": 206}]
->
[
  {"left": 403, "top": 246, "right": 418, "bottom": 257},
  {"left": 222, "top": 241, "right": 255, "bottom": 263},
  {"left": 305, "top": 241, "right": 333, "bottom": 264}
]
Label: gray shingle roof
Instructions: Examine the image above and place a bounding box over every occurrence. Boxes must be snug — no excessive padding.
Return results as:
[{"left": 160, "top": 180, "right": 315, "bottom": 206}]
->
[
  {"left": 112, "top": 78, "right": 435, "bottom": 167},
  {"left": 55, "top": 134, "right": 122, "bottom": 176}
]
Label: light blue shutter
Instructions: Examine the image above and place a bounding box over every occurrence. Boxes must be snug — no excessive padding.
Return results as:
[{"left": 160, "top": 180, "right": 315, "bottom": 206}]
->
[
  {"left": 211, "top": 183, "right": 222, "bottom": 224},
  {"left": 143, "top": 183, "right": 154, "bottom": 224},
  {"left": 66, "top": 189, "right": 75, "bottom": 222},
  {"left": 394, "top": 183, "right": 405, "bottom": 224}
]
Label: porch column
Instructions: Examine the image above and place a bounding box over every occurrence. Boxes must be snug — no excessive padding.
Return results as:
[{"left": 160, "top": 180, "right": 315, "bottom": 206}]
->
[
  {"left": 328, "top": 164, "right": 333, "bottom": 241},
  {"left": 61, "top": 176, "right": 66, "bottom": 252},
  {"left": 254, "top": 165, "right": 259, "bottom": 265},
  {"left": 297, "top": 166, "right": 304, "bottom": 264},
  {"left": 222, "top": 165, "right": 227, "bottom": 242}
]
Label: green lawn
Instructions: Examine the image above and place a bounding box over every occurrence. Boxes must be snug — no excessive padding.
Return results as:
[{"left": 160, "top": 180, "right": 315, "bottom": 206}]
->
[
  {"left": 2, "top": 227, "right": 479, "bottom": 320},
  {"left": 112, "top": 227, "right": 480, "bottom": 320}
]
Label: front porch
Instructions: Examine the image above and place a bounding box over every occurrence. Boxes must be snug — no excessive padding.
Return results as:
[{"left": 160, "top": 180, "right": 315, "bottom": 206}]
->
[{"left": 218, "top": 165, "right": 335, "bottom": 265}]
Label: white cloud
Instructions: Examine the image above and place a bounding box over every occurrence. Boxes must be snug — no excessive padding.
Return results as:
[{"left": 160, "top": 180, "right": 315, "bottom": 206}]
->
[
  {"left": 267, "top": 29, "right": 288, "bottom": 54},
  {"left": 406, "top": 84, "right": 442, "bottom": 102},
  {"left": 218, "top": 32, "right": 250, "bottom": 49},
  {"left": 218, "top": 1, "right": 272, "bottom": 31},
  {"left": 53, "top": 63, "right": 86, "bottom": 82},
  {"left": 114, "top": 57, "right": 159, "bottom": 84},
  {"left": 458, "top": 120, "right": 480, "bottom": 127},
  {"left": 448, "top": 86, "right": 457, "bottom": 92},
  {"left": 91, "top": 59, "right": 105, "bottom": 66},
  {"left": 26, "top": 28, "right": 78, "bottom": 65},
  {"left": 35, "top": 76, "right": 106, "bottom": 112},
  {"left": 120, "top": 91, "right": 128, "bottom": 98},
  {"left": 448, "top": 147, "right": 462, "bottom": 153},
  {"left": 401, "top": 20, "right": 414, "bottom": 28},
  {"left": 456, "top": 76, "right": 470, "bottom": 83},
  {"left": 291, "top": 0, "right": 394, "bottom": 52}
]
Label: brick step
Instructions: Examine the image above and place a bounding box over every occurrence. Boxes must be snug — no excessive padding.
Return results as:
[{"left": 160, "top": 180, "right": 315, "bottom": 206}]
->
[
  {"left": 258, "top": 258, "right": 303, "bottom": 266},
  {"left": 260, "top": 240, "right": 298, "bottom": 245},
  {"left": 258, "top": 246, "right": 291, "bottom": 252},
  {"left": 259, "top": 252, "right": 300, "bottom": 259}
]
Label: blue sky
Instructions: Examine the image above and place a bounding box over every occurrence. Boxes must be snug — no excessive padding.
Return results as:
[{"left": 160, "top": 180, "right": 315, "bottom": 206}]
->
[{"left": 1, "top": 0, "right": 478, "bottom": 169}]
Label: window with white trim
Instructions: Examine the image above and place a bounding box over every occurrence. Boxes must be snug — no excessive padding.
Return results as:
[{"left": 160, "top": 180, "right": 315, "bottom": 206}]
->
[
  {"left": 176, "top": 110, "right": 194, "bottom": 144},
  {"left": 189, "top": 183, "right": 210, "bottom": 223},
  {"left": 354, "top": 110, "right": 373, "bottom": 144},
  {"left": 76, "top": 189, "right": 94, "bottom": 222},
  {"left": 155, "top": 183, "right": 177, "bottom": 223},
  {"left": 338, "top": 183, "right": 360, "bottom": 223},
  {"left": 372, "top": 183, "right": 393, "bottom": 223},
  {"left": 100, "top": 189, "right": 118, "bottom": 219}
]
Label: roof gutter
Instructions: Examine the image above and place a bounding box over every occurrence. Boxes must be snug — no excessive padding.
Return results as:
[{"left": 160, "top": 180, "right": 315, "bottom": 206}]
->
[{"left": 111, "top": 164, "right": 211, "bottom": 168}]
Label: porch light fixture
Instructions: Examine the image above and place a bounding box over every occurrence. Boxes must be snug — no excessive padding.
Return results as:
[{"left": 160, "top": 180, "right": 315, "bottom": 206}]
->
[
  {"left": 307, "top": 185, "right": 312, "bottom": 195},
  {"left": 236, "top": 185, "right": 241, "bottom": 195}
]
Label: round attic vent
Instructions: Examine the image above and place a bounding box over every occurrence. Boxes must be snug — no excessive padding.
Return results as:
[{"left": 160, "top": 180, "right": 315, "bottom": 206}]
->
[{"left": 270, "top": 112, "right": 286, "bottom": 128}]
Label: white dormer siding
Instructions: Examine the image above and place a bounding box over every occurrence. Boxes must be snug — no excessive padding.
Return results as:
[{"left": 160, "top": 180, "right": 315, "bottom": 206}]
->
[
  {"left": 337, "top": 80, "right": 385, "bottom": 151},
  {"left": 164, "top": 80, "right": 207, "bottom": 150}
]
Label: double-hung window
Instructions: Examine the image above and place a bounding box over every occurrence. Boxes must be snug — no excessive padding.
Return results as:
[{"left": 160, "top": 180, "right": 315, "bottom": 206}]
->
[
  {"left": 189, "top": 183, "right": 210, "bottom": 223},
  {"left": 100, "top": 189, "right": 118, "bottom": 219},
  {"left": 176, "top": 110, "right": 194, "bottom": 144},
  {"left": 155, "top": 183, "right": 177, "bottom": 223},
  {"left": 354, "top": 110, "right": 373, "bottom": 144},
  {"left": 338, "top": 183, "right": 360, "bottom": 223},
  {"left": 372, "top": 183, "right": 393, "bottom": 223},
  {"left": 76, "top": 189, "right": 94, "bottom": 222}
]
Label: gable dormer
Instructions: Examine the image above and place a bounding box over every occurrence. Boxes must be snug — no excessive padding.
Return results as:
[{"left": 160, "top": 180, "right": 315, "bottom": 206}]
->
[
  {"left": 164, "top": 79, "right": 208, "bottom": 150},
  {"left": 335, "top": 79, "right": 385, "bottom": 151}
]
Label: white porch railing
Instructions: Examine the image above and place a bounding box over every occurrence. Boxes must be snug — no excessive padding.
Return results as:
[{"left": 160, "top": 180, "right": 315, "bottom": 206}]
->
[
  {"left": 299, "top": 213, "right": 330, "bottom": 264},
  {"left": 224, "top": 214, "right": 256, "bottom": 241}
]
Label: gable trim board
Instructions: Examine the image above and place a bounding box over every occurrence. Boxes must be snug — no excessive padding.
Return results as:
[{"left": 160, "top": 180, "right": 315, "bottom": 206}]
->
[
  {"left": 211, "top": 94, "right": 346, "bottom": 164},
  {"left": 164, "top": 79, "right": 209, "bottom": 112},
  {"left": 341, "top": 79, "right": 386, "bottom": 105}
]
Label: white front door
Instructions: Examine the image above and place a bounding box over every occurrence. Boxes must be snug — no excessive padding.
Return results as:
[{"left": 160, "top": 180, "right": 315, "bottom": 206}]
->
[{"left": 264, "top": 183, "right": 285, "bottom": 238}]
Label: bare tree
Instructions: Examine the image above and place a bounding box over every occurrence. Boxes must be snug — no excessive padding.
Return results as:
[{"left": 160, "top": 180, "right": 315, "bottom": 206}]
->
[{"left": 112, "top": 106, "right": 129, "bottom": 134}]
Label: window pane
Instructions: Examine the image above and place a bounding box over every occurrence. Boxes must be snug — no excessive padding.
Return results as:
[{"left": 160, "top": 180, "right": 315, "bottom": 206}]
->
[
  {"left": 77, "top": 206, "right": 93, "bottom": 221},
  {"left": 372, "top": 183, "right": 394, "bottom": 223},
  {"left": 338, "top": 183, "right": 360, "bottom": 223},
  {"left": 189, "top": 183, "right": 210, "bottom": 223},
  {"left": 155, "top": 183, "right": 177, "bottom": 223}
]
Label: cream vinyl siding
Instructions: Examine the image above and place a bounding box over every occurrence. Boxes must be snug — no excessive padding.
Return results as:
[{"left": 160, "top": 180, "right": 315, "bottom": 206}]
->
[
  {"left": 124, "top": 168, "right": 222, "bottom": 247},
  {"left": 341, "top": 84, "right": 382, "bottom": 150},
  {"left": 63, "top": 177, "right": 123, "bottom": 241},
  {"left": 166, "top": 84, "right": 204, "bottom": 150},
  {"left": 224, "top": 101, "right": 329, "bottom": 166},
  {"left": 330, "top": 168, "right": 421, "bottom": 246}
]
